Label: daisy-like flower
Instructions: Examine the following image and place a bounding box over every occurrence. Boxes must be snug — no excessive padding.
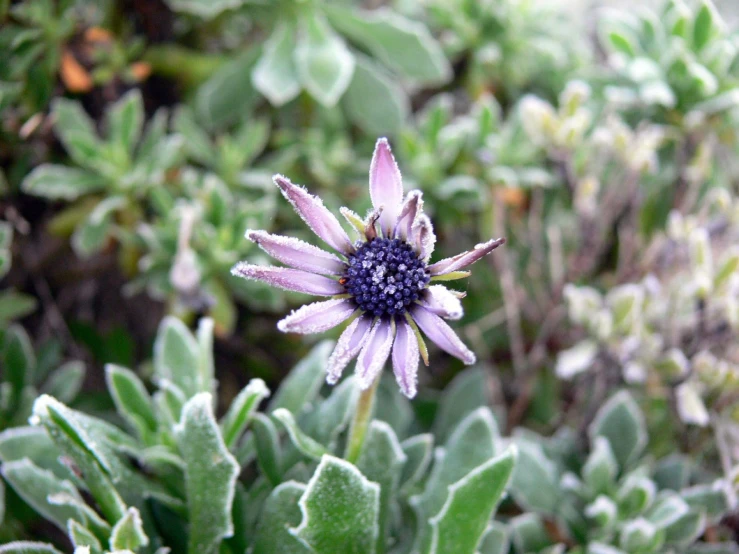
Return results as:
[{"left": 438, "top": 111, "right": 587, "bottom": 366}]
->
[{"left": 232, "top": 138, "right": 504, "bottom": 398}]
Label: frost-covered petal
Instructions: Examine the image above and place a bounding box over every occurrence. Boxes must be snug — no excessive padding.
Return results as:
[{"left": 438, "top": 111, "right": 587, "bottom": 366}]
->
[
  {"left": 420, "top": 285, "right": 464, "bottom": 320},
  {"left": 411, "top": 213, "right": 436, "bottom": 262},
  {"left": 369, "top": 138, "right": 404, "bottom": 235},
  {"left": 273, "top": 174, "right": 353, "bottom": 254},
  {"left": 394, "top": 190, "right": 423, "bottom": 241},
  {"left": 326, "top": 315, "right": 373, "bottom": 384},
  {"left": 231, "top": 263, "right": 344, "bottom": 296},
  {"left": 246, "top": 230, "right": 346, "bottom": 275},
  {"left": 428, "top": 237, "right": 506, "bottom": 275},
  {"left": 392, "top": 318, "right": 420, "bottom": 398},
  {"left": 410, "top": 305, "right": 475, "bottom": 364},
  {"left": 277, "top": 298, "right": 356, "bottom": 334},
  {"left": 355, "top": 320, "right": 395, "bottom": 389}
]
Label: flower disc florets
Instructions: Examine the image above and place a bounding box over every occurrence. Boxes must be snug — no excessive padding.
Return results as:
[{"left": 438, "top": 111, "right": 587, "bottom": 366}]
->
[{"left": 344, "top": 238, "right": 430, "bottom": 318}]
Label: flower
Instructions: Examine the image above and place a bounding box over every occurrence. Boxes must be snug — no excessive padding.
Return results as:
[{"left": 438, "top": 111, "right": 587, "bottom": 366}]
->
[{"left": 232, "top": 138, "right": 504, "bottom": 398}]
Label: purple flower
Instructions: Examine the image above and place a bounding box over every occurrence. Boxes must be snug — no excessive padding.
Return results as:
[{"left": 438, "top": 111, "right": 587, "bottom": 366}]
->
[{"left": 232, "top": 138, "right": 504, "bottom": 398}]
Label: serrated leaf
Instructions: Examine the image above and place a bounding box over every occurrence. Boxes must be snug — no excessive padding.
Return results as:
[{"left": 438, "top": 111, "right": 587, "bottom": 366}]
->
[
  {"left": 67, "top": 520, "right": 103, "bottom": 554},
  {"left": 357, "top": 421, "right": 406, "bottom": 551},
  {"left": 41, "top": 361, "right": 85, "bottom": 404},
  {"left": 154, "top": 316, "right": 200, "bottom": 399},
  {"left": 253, "top": 482, "right": 311, "bottom": 554},
  {"left": 0, "top": 542, "right": 64, "bottom": 554},
  {"left": 105, "top": 364, "right": 157, "bottom": 442},
  {"left": 270, "top": 341, "right": 333, "bottom": 415},
  {"left": 110, "top": 507, "right": 149, "bottom": 551},
  {"left": 342, "top": 55, "right": 409, "bottom": 136},
  {"left": 434, "top": 367, "right": 494, "bottom": 443},
  {"left": 272, "top": 408, "right": 328, "bottom": 461},
  {"left": 430, "top": 447, "right": 516, "bottom": 554},
  {"left": 21, "top": 165, "right": 105, "bottom": 200},
  {"left": 294, "top": 12, "right": 355, "bottom": 107},
  {"left": 221, "top": 378, "right": 270, "bottom": 449},
  {"left": 252, "top": 413, "right": 283, "bottom": 486},
  {"left": 106, "top": 89, "right": 144, "bottom": 155},
  {"left": 325, "top": 6, "right": 451, "bottom": 83},
  {"left": 1, "top": 458, "right": 84, "bottom": 531},
  {"left": 175, "top": 392, "right": 239, "bottom": 554},
  {"left": 292, "top": 455, "right": 380, "bottom": 554},
  {"left": 252, "top": 21, "right": 301, "bottom": 106},
  {"left": 589, "top": 391, "right": 646, "bottom": 469},
  {"left": 51, "top": 97, "right": 100, "bottom": 168}
]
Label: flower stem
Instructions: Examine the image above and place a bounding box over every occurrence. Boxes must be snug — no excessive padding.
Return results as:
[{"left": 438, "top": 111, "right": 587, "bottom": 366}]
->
[{"left": 345, "top": 376, "right": 380, "bottom": 464}]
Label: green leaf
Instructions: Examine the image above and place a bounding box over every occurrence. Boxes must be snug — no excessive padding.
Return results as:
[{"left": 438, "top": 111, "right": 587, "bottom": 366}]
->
[
  {"left": 509, "top": 435, "right": 560, "bottom": 514},
  {"left": 477, "top": 522, "right": 509, "bottom": 554},
  {"left": 606, "top": 30, "right": 637, "bottom": 57},
  {"left": 582, "top": 437, "right": 619, "bottom": 495},
  {"left": 21, "top": 165, "right": 105, "bottom": 200},
  {"left": 273, "top": 408, "right": 328, "bottom": 461},
  {"left": 357, "top": 421, "right": 406, "bottom": 551},
  {"left": 682, "top": 483, "right": 729, "bottom": 520},
  {"left": 252, "top": 21, "right": 301, "bottom": 106},
  {"left": 51, "top": 98, "right": 100, "bottom": 168},
  {"left": 693, "top": 0, "right": 717, "bottom": 51},
  {"left": 105, "top": 364, "right": 157, "bottom": 442},
  {"left": 434, "top": 367, "right": 494, "bottom": 443},
  {"left": 342, "top": 55, "right": 409, "bottom": 136},
  {"left": 0, "top": 478, "right": 4, "bottom": 526},
  {"left": 106, "top": 89, "right": 144, "bottom": 155},
  {"left": 399, "top": 433, "right": 433, "bottom": 494},
  {"left": 1, "top": 458, "right": 84, "bottom": 531},
  {"left": 589, "top": 391, "right": 647, "bottom": 469},
  {"left": 647, "top": 495, "right": 690, "bottom": 529},
  {"left": 252, "top": 413, "right": 284, "bottom": 486},
  {"left": 195, "top": 318, "right": 215, "bottom": 396},
  {"left": 109, "top": 507, "right": 149, "bottom": 551},
  {"left": 0, "top": 542, "right": 64, "bottom": 554},
  {"left": 664, "top": 510, "right": 706, "bottom": 546},
  {"left": 304, "top": 375, "right": 359, "bottom": 448},
  {"left": 294, "top": 12, "right": 355, "bottom": 107},
  {"left": 430, "top": 448, "right": 517, "bottom": 554},
  {"left": 253, "top": 482, "right": 311, "bottom": 554},
  {"left": 0, "top": 291, "right": 37, "bottom": 326},
  {"left": 163, "top": 0, "right": 244, "bottom": 19},
  {"left": 195, "top": 50, "right": 259, "bottom": 130},
  {"left": 220, "top": 378, "right": 270, "bottom": 449},
  {"left": 173, "top": 106, "right": 216, "bottom": 166},
  {"left": 71, "top": 196, "right": 125, "bottom": 257},
  {"left": 41, "top": 360, "right": 85, "bottom": 404},
  {"left": 292, "top": 455, "right": 380, "bottom": 554},
  {"left": 3, "top": 324, "right": 35, "bottom": 403},
  {"left": 509, "top": 514, "right": 552, "bottom": 553},
  {"left": 0, "top": 426, "right": 67, "bottom": 478},
  {"left": 270, "top": 341, "right": 333, "bottom": 415},
  {"left": 325, "top": 6, "right": 451, "bottom": 84},
  {"left": 67, "top": 520, "right": 103, "bottom": 554},
  {"left": 154, "top": 316, "right": 200, "bottom": 399},
  {"left": 175, "top": 392, "right": 240, "bottom": 554}
]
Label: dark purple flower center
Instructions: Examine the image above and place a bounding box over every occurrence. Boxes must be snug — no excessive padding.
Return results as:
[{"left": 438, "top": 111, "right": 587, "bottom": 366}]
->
[{"left": 343, "top": 238, "right": 430, "bottom": 318}]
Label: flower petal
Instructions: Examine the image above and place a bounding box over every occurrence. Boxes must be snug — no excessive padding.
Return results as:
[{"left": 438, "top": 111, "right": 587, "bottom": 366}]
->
[
  {"left": 277, "top": 298, "right": 356, "bottom": 334},
  {"left": 427, "top": 237, "right": 506, "bottom": 275},
  {"left": 355, "top": 319, "right": 395, "bottom": 389},
  {"left": 411, "top": 213, "right": 436, "bottom": 262},
  {"left": 231, "top": 263, "right": 344, "bottom": 296},
  {"left": 410, "top": 305, "right": 476, "bottom": 364},
  {"left": 369, "top": 138, "right": 403, "bottom": 236},
  {"left": 273, "top": 174, "right": 354, "bottom": 254},
  {"left": 246, "top": 230, "right": 346, "bottom": 275},
  {"left": 394, "top": 190, "right": 423, "bottom": 240},
  {"left": 420, "top": 285, "right": 464, "bottom": 320},
  {"left": 392, "top": 318, "right": 420, "bottom": 398},
  {"left": 326, "top": 315, "right": 373, "bottom": 384}
]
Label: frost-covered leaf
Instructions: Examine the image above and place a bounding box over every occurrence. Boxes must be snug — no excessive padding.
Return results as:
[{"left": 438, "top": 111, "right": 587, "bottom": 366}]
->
[
  {"left": 399, "top": 433, "right": 433, "bottom": 494},
  {"left": 682, "top": 483, "right": 730, "bottom": 520},
  {"left": 253, "top": 482, "right": 310, "bottom": 554},
  {"left": 357, "top": 421, "right": 406, "bottom": 551},
  {"left": 582, "top": 436, "right": 619, "bottom": 495},
  {"left": 304, "top": 376, "right": 359, "bottom": 448},
  {"left": 68, "top": 520, "right": 103, "bottom": 554},
  {"left": 110, "top": 507, "right": 148, "bottom": 551},
  {"left": 0, "top": 427, "right": 66, "bottom": 478},
  {"left": 589, "top": 391, "right": 647, "bottom": 469},
  {"left": 105, "top": 364, "right": 157, "bottom": 443},
  {"left": 270, "top": 341, "right": 333, "bottom": 415},
  {"left": 221, "top": 378, "right": 270, "bottom": 449},
  {"left": 252, "top": 22, "right": 301, "bottom": 106},
  {"left": 41, "top": 361, "right": 85, "bottom": 405},
  {"left": 175, "top": 393, "right": 240, "bottom": 554},
  {"left": 326, "top": 6, "right": 451, "bottom": 83},
  {"left": 294, "top": 12, "right": 355, "bottom": 107},
  {"left": 555, "top": 340, "right": 598, "bottom": 379},
  {"left": 21, "top": 165, "right": 105, "bottom": 201},
  {"left": 164, "top": 0, "right": 245, "bottom": 19},
  {"left": 509, "top": 434, "right": 560, "bottom": 514},
  {"left": 292, "top": 455, "right": 380, "bottom": 554},
  {"left": 618, "top": 518, "right": 663, "bottom": 552},
  {"left": 664, "top": 510, "right": 706, "bottom": 547},
  {"left": 477, "top": 522, "right": 509, "bottom": 554},
  {"left": 154, "top": 316, "right": 200, "bottom": 399},
  {"left": 429, "top": 447, "right": 516, "bottom": 554},
  {"left": 434, "top": 367, "right": 494, "bottom": 443},
  {"left": 273, "top": 408, "right": 328, "bottom": 461},
  {"left": 0, "top": 543, "right": 64, "bottom": 554},
  {"left": 252, "top": 413, "right": 283, "bottom": 486},
  {"left": 1, "top": 458, "right": 84, "bottom": 531}
]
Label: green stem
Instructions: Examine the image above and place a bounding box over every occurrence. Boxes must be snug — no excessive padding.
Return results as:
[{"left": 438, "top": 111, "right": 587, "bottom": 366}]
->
[{"left": 344, "top": 376, "right": 380, "bottom": 464}]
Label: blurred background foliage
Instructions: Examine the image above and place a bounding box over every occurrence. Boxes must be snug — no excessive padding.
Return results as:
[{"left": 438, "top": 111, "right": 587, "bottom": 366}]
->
[{"left": 3, "top": 0, "right": 739, "bottom": 551}]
